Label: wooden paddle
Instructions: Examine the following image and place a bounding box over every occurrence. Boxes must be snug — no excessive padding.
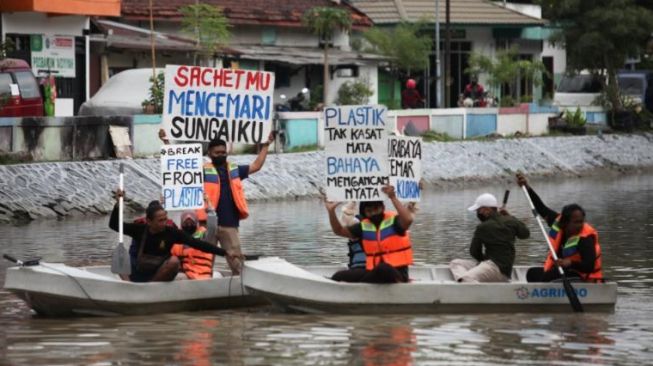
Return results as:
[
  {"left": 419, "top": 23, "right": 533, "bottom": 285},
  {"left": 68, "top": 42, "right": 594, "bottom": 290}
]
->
[
  {"left": 111, "top": 163, "right": 131, "bottom": 275},
  {"left": 520, "top": 185, "right": 583, "bottom": 312}
]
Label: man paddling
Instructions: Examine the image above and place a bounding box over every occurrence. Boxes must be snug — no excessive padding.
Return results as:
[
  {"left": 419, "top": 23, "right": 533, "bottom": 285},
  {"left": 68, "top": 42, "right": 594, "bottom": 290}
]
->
[
  {"left": 449, "top": 193, "right": 530, "bottom": 282},
  {"left": 516, "top": 173, "right": 604, "bottom": 283},
  {"left": 326, "top": 185, "right": 414, "bottom": 283},
  {"left": 109, "top": 190, "right": 242, "bottom": 282}
]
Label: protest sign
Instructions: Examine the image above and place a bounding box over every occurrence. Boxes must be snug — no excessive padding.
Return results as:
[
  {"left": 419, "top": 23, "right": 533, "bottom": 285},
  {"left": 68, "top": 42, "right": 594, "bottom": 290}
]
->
[
  {"left": 160, "top": 143, "right": 204, "bottom": 210},
  {"left": 162, "top": 65, "right": 275, "bottom": 144},
  {"left": 389, "top": 135, "right": 422, "bottom": 202},
  {"left": 324, "top": 105, "right": 389, "bottom": 201}
]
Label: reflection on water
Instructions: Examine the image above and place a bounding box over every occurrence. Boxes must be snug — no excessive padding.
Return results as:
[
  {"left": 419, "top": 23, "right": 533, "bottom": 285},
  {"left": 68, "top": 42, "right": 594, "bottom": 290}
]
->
[{"left": 1, "top": 174, "right": 652, "bottom": 364}]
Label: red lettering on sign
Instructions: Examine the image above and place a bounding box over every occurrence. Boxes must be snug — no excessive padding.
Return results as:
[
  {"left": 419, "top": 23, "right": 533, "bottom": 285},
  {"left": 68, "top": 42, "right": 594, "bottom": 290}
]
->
[{"left": 174, "top": 66, "right": 189, "bottom": 87}]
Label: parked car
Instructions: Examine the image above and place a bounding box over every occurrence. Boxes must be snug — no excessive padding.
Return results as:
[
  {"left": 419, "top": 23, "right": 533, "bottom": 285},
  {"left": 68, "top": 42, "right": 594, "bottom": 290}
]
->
[
  {"left": 79, "top": 68, "right": 162, "bottom": 116},
  {"left": 552, "top": 72, "right": 604, "bottom": 108},
  {"left": 616, "top": 71, "right": 653, "bottom": 111},
  {"left": 0, "top": 58, "right": 44, "bottom": 117}
]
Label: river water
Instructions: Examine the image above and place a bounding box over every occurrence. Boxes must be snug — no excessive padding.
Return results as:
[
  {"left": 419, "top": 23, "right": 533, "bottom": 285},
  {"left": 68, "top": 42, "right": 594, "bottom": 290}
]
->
[{"left": 1, "top": 174, "right": 652, "bottom": 365}]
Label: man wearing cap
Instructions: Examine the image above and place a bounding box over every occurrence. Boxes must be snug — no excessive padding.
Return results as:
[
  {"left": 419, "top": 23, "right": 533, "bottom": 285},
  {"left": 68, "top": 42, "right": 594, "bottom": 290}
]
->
[
  {"left": 171, "top": 211, "right": 214, "bottom": 280},
  {"left": 449, "top": 193, "right": 530, "bottom": 282}
]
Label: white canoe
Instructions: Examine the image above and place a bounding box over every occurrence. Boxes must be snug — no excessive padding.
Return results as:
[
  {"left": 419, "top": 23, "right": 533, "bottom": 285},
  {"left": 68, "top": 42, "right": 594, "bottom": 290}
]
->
[
  {"left": 4, "top": 262, "right": 266, "bottom": 317},
  {"left": 243, "top": 257, "right": 618, "bottom": 314}
]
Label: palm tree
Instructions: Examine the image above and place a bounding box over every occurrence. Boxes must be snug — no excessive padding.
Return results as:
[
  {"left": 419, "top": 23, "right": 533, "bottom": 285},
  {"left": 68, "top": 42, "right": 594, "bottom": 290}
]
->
[{"left": 303, "top": 7, "right": 352, "bottom": 105}]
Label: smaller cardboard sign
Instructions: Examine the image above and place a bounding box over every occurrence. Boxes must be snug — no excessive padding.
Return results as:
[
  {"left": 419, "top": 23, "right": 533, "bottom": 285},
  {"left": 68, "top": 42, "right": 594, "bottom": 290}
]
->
[
  {"left": 389, "top": 135, "right": 422, "bottom": 202},
  {"left": 160, "top": 144, "right": 204, "bottom": 210}
]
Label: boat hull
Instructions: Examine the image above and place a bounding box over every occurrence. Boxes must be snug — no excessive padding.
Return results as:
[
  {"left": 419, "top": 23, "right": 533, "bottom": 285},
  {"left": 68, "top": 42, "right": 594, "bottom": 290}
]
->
[
  {"left": 4, "top": 263, "right": 267, "bottom": 317},
  {"left": 243, "top": 258, "right": 618, "bottom": 314}
]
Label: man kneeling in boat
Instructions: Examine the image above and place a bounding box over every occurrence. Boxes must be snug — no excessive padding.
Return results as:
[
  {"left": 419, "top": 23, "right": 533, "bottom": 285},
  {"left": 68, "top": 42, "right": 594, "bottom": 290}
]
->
[
  {"left": 449, "top": 193, "right": 530, "bottom": 282},
  {"left": 170, "top": 211, "right": 215, "bottom": 280},
  {"left": 517, "top": 173, "right": 604, "bottom": 283},
  {"left": 109, "top": 190, "right": 241, "bottom": 282},
  {"left": 326, "top": 185, "right": 414, "bottom": 283}
]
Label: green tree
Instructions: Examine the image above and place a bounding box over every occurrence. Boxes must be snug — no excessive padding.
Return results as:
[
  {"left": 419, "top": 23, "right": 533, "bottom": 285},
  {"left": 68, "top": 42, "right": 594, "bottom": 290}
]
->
[
  {"left": 303, "top": 7, "right": 352, "bottom": 104},
  {"left": 180, "top": 3, "right": 231, "bottom": 65},
  {"left": 466, "top": 46, "right": 547, "bottom": 105},
  {"left": 539, "top": 0, "right": 653, "bottom": 110},
  {"left": 363, "top": 22, "right": 431, "bottom": 107},
  {"left": 335, "top": 79, "right": 374, "bottom": 105},
  {"left": 363, "top": 22, "right": 431, "bottom": 74}
]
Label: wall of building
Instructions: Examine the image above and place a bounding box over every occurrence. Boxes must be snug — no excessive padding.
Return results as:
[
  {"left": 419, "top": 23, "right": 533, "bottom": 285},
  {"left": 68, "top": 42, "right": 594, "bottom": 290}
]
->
[{"left": 1, "top": 13, "right": 87, "bottom": 39}]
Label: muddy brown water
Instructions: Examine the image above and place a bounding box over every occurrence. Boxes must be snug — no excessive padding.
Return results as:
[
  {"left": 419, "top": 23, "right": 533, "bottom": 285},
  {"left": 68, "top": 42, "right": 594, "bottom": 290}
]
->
[{"left": 1, "top": 174, "right": 652, "bottom": 365}]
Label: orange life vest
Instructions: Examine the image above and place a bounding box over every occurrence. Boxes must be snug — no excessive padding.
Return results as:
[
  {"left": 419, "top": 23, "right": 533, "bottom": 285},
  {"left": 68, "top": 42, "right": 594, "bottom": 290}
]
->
[
  {"left": 196, "top": 161, "right": 249, "bottom": 222},
  {"left": 360, "top": 211, "right": 413, "bottom": 270},
  {"left": 543, "top": 216, "right": 603, "bottom": 282},
  {"left": 170, "top": 226, "right": 214, "bottom": 280}
]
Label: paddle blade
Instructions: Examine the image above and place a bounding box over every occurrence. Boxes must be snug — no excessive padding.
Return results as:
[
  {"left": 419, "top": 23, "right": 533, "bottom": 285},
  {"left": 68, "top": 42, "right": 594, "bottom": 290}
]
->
[
  {"left": 111, "top": 243, "right": 131, "bottom": 275},
  {"left": 562, "top": 277, "right": 584, "bottom": 313}
]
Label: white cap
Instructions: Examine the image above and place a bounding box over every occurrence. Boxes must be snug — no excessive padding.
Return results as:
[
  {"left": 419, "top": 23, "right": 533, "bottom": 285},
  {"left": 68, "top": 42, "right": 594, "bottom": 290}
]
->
[{"left": 467, "top": 193, "right": 498, "bottom": 211}]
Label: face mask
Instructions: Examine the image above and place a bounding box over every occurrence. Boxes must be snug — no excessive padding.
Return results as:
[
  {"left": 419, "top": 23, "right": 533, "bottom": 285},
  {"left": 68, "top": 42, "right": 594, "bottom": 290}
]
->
[
  {"left": 212, "top": 156, "right": 227, "bottom": 166},
  {"left": 370, "top": 213, "right": 384, "bottom": 226},
  {"left": 182, "top": 224, "right": 197, "bottom": 234},
  {"left": 476, "top": 212, "right": 488, "bottom": 222}
]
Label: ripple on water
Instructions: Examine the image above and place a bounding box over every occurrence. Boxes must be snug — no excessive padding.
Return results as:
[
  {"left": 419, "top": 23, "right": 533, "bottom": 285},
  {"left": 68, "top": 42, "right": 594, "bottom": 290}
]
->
[{"left": 1, "top": 174, "right": 652, "bottom": 365}]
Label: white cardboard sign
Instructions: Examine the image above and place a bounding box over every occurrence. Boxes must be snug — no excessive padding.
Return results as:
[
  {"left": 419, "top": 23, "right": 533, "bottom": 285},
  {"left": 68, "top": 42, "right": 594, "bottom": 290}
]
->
[
  {"left": 162, "top": 65, "right": 275, "bottom": 144},
  {"left": 324, "top": 105, "right": 389, "bottom": 201},
  {"left": 160, "top": 144, "right": 204, "bottom": 211},
  {"left": 389, "top": 135, "right": 422, "bottom": 202}
]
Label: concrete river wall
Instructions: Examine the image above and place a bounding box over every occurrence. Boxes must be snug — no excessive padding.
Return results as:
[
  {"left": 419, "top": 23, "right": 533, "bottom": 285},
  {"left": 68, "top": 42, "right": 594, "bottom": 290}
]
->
[{"left": 0, "top": 133, "right": 651, "bottom": 223}]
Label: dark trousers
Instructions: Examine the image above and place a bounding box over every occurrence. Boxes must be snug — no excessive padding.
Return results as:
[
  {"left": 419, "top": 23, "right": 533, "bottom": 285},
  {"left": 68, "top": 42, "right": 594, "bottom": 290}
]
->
[
  {"left": 332, "top": 263, "right": 409, "bottom": 284},
  {"left": 526, "top": 266, "right": 581, "bottom": 283}
]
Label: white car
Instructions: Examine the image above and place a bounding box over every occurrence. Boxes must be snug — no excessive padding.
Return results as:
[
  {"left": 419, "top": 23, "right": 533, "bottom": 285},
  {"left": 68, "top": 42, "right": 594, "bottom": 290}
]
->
[
  {"left": 552, "top": 73, "right": 604, "bottom": 108},
  {"left": 79, "top": 68, "right": 163, "bottom": 115}
]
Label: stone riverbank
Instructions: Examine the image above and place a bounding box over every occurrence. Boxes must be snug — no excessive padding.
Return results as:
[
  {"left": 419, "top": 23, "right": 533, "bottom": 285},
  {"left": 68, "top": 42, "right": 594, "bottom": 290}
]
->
[{"left": 1, "top": 133, "right": 652, "bottom": 223}]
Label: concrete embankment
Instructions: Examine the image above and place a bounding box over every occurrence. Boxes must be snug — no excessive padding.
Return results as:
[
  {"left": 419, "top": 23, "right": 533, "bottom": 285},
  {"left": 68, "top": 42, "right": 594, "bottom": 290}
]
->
[{"left": 1, "top": 133, "right": 652, "bottom": 223}]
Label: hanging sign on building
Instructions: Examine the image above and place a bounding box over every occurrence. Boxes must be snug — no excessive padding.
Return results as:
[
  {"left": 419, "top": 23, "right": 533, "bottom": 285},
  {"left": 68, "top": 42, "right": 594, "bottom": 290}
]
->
[{"left": 30, "top": 35, "right": 76, "bottom": 78}]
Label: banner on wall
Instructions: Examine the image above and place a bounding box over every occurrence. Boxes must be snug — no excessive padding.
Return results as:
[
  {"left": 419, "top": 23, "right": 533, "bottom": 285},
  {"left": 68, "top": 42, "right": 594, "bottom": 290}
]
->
[
  {"left": 162, "top": 65, "right": 275, "bottom": 144},
  {"left": 30, "top": 35, "right": 76, "bottom": 78},
  {"left": 323, "top": 105, "right": 389, "bottom": 201},
  {"left": 160, "top": 144, "right": 204, "bottom": 211},
  {"left": 389, "top": 135, "right": 422, "bottom": 202}
]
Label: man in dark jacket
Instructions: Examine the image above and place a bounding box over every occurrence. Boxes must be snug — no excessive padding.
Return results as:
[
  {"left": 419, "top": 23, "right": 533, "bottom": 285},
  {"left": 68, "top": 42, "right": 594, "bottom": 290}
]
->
[{"left": 450, "top": 193, "right": 530, "bottom": 282}]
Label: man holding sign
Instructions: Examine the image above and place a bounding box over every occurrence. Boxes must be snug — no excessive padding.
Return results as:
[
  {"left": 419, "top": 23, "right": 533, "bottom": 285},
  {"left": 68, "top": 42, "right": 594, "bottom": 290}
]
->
[
  {"left": 325, "top": 185, "right": 414, "bottom": 284},
  {"left": 197, "top": 135, "right": 273, "bottom": 275}
]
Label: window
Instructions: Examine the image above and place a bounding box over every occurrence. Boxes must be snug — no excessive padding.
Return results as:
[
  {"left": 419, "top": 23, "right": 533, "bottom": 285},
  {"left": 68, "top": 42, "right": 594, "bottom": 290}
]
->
[
  {"left": 264, "top": 63, "right": 291, "bottom": 88},
  {"left": 14, "top": 71, "right": 41, "bottom": 99},
  {"left": 0, "top": 73, "right": 13, "bottom": 99}
]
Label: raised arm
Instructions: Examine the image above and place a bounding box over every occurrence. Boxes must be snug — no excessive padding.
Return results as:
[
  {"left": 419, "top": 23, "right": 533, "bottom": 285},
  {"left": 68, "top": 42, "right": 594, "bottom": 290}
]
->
[
  {"left": 249, "top": 132, "right": 274, "bottom": 174},
  {"left": 108, "top": 190, "right": 140, "bottom": 236},
  {"left": 172, "top": 229, "right": 227, "bottom": 257},
  {"left": 325, "top": 201, "right": 354, "bottom": 238},
  {"left": 382, "top": 185, "right": 413, "bottom": 230},
  {"left": 517, "top": 173, "right": 558, "bottom": 226}
]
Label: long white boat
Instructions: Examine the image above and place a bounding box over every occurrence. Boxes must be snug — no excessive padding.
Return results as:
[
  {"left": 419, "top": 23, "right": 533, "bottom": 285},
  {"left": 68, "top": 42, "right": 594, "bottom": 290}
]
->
[
  {"left": 4, "top": 261, "right": 266, "bottom": 317},
  {"left": 243, "top": 257, "right": 618, "bottom": 314}
]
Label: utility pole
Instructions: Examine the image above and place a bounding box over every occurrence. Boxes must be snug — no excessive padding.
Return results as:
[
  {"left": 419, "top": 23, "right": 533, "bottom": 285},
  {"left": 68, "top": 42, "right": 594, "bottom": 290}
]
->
[
  {"left": 444, "top": 0, "right": 451, "bottom": 108},
  {"left": 434, "top": 0, "right": 441, "bottom": 108}
]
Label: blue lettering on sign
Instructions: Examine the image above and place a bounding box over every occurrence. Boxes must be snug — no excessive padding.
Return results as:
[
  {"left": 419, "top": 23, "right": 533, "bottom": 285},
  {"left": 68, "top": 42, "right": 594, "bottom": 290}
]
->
[
  {"left": 396, "top": 179, "right": 420, "bottom": 200},
  {"left": 163, "top": 187, "right": 203, "bottom": 209},
  {"left": 324, "top": 106, "right": 386, "bottom": 127},
  {"left": 166, "top": 158, "right": 199, "bottom": 171},
  {"left": 167, "top": 90, "right": 272, "bottom": 120},
  {"left": 326, "top": 156, "right": 381, "bottom": 175}
]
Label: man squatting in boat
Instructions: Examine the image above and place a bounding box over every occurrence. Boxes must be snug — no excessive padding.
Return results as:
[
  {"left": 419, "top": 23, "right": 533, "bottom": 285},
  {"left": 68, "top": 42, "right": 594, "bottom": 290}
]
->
[{"left": 109, "top": 189, "right": 244, "bottom": 282}]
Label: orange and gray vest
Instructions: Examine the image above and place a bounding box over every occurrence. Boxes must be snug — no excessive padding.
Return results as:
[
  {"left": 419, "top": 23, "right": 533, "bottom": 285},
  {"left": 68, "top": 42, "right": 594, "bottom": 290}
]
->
[
  {"left": 197, "top": 161, "right": 249, "bottom": 222},
  {"left": 170, "top": 226, "right": 213, "bottom": 280},
  {"left": 543, "top": 216, "right": 603, "bottom": 282},
  {"left": 360, "top": 211, "right": 413, "bottom": 270}
]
